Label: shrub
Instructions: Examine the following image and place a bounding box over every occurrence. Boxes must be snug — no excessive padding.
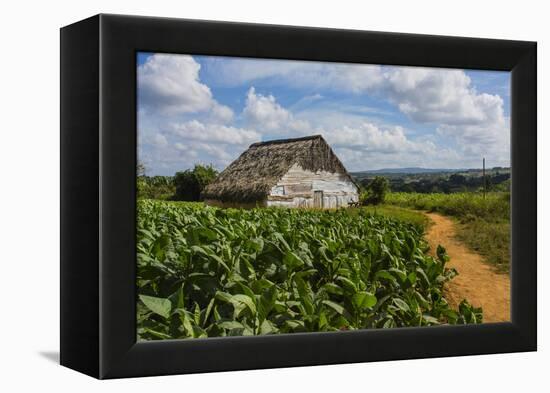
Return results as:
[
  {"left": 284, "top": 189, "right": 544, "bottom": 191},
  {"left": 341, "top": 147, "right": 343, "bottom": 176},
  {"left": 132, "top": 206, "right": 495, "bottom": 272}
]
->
[
  {"left": 174, "top": 164, "right": 218, "bottom": 201},
  {"left": 137, "top": 176, "right": 175, "bottom": 200},
  {"left": 360, "top": 176, "right": 389, "bottom": 205}
]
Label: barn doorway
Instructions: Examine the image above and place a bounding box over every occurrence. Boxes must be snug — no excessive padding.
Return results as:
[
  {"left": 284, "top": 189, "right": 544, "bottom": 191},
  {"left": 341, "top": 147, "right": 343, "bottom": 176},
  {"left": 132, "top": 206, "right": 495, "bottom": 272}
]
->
[{"left": 313, "top": 190, "right": 324, "bottom": 208}]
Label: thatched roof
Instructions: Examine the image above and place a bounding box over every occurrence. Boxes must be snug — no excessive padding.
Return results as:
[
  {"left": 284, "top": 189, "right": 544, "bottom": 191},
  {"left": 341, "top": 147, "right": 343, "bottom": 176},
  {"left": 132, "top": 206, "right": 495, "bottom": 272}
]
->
[{"left": 202, "top": 135, "right": 357, "bottom": 203}]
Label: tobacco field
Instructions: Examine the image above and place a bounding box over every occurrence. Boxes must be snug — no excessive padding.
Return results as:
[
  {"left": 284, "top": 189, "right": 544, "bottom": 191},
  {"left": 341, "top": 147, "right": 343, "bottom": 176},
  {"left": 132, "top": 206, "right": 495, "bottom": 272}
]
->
[{"left": 137, "top": 200, "right": 482, "bottom": 340}]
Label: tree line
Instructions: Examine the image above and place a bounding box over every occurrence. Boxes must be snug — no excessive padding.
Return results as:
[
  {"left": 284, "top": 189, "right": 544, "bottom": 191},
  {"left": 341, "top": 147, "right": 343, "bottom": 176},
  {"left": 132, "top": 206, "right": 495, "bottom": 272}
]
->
[
  {"left": 360, "top": 172, "right": 510, "bottom": 194},
  {"left": 137, "top": 164, "right": 218, "bottom": 201}
]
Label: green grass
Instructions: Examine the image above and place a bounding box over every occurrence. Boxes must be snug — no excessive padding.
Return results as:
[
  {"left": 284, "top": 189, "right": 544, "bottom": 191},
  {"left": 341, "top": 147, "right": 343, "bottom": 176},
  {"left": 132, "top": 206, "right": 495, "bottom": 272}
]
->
[
  {"left": 385, "top": 192, "right": 510, "bottom": 272},
  {"left": 359, "top": 205, "right": 430, "bottom": 233},
  {"left": 385, "top": 192, "right": 510, "bottom": 221},
  {"left": 454, "top": 219, "right": 510, "bottom": 272}
]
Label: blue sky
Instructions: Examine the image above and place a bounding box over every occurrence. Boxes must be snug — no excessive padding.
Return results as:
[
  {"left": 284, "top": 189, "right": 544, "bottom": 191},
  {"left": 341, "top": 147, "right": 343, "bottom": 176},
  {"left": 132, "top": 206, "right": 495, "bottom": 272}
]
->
[{"left": 137, "top": 52, "right": 510, "bottom": 176}]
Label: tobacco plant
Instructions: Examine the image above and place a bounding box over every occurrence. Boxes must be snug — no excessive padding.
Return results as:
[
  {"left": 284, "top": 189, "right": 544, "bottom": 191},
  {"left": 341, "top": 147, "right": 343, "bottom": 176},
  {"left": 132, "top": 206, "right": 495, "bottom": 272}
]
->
[{"left": 137, "top": 200, "right": 482, "bottom": 340}]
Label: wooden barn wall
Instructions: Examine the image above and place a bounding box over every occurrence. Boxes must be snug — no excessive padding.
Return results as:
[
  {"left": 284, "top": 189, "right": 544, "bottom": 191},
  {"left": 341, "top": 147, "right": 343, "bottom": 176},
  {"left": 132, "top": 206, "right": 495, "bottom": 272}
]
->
[{"left": 267, "top": 164, "right": 358, "bottom": 208}]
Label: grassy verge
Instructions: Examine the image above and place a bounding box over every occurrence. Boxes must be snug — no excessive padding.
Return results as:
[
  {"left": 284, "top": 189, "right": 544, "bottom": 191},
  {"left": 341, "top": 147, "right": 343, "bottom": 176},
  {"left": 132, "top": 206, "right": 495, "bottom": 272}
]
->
[
  {"left": 360, "top": 204, "right": 430, "bottom": 233},
  {"left": 454, "top": 218, "right": 510, "bottom": 272},
  {"left": 385, "top": 192, "right": 510, "bottom": 272}
]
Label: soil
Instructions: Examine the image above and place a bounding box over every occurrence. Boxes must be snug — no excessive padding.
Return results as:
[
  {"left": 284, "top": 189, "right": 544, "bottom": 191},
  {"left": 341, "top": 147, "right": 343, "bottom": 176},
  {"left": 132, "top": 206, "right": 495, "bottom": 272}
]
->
[{"left": 424, "top": 212, "right": 510, "bottom": 323}]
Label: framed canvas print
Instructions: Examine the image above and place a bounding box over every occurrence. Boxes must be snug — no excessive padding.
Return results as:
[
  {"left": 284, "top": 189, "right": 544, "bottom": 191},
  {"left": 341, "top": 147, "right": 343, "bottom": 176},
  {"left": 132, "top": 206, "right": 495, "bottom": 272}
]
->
[{"left": 60, "top": 14, "right": 536, "bottom": 379}]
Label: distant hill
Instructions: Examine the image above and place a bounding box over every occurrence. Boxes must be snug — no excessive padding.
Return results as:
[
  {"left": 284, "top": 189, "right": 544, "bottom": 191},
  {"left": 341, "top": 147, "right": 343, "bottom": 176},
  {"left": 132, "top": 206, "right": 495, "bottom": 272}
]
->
[
  {"left": 350, "top": 166, "right": 511, "bottom": 194},
  {"left": 352, "top": 167, "right": 465, "bottom": 175}
]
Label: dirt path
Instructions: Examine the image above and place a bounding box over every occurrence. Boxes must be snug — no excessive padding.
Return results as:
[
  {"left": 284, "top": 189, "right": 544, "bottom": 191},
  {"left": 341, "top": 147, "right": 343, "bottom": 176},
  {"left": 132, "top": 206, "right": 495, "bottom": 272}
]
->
[{"left": 424, "top": 212, "right": 510, "bottom": 323}]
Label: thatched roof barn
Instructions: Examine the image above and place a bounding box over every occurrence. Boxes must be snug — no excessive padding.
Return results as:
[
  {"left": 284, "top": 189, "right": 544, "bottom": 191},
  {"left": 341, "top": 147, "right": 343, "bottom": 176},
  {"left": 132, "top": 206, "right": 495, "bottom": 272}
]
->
[{"left": 202, "top": 135, "right": 359, "bottom": 208}]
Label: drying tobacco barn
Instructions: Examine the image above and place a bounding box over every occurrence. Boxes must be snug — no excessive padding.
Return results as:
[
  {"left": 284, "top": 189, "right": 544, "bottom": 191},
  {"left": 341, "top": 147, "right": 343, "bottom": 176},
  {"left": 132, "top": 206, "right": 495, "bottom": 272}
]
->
[{"left": 202, "top": 135, "right": 359, "bottom": 208}]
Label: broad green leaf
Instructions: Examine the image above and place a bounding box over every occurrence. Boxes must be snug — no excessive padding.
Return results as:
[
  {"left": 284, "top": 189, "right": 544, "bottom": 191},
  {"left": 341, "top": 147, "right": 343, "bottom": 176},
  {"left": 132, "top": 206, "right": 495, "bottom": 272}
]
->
[
  {"left": 259, "top": 319, "right": 277, "bottom": 335},
  {"left": 218, "top": 321, "right": 245, "bottom": 330},
  {"left": 318, "top": 311, "right": 328, "bottom": 330},
  {"left": 273, "top": 232, "right": 290, "bottom": 251},
  {"left": 215, "top": 291, "right": 233, "bottom": 303},
  {"left": 180, "top": 311, "right": 194, "bottom": 335},
  {"left": 193, "top": 302, "right": 201, "bottom": 325},
  {"left": 142, "top": 328, "right": 172, "bottom": 340},
  {"left": 258, "top": 285, "right": 278, "bottom": 321},
  {"left": 323, "top": 283, "right": 344, "bottom": 296},
  {"left": 375, "top": 270, "right": 397, "bottom": 284},
  {"left": 230, "top": 294, "right": 257, "bottom": 317},
  {"left": 285, "top": 320, "right": 306, "bottom": 330},
  {"left": 151, "top": 235, "right": 170, "bottom": 261},
  {"left": 283, "top": 250, "right": 305, "bottom": 270},
  {"left": 407, "top": 271, "right": 417, "bottom": 285},
  {"left": 336, "top": 276, "right": 358, "bottom": 293},
  {"left": 352, "top": 291, "right": 377, "bottom": 309},
  {"left": 139, "top": 295, "right": 172, "bottom": 319},
  {"left": 393, "top": 298, "right": 410, "bottom": 313},
  {"left": 422, "top": 314, "right": 440, "bottom": 324},
  {"left": 191, "top": 245, "right": 230, "bottom": 272},
  {"left": 203, "top": 297, "right": 216, "bottom": 326},
  {"left": 168, "top": 283, "right": 185, "bottom": 309},
  {"left": 322, "top": 300, "right": 345, "bottom": 315},
  {"left": 389, "top": 268, "right": 407, "bottom": 282}
]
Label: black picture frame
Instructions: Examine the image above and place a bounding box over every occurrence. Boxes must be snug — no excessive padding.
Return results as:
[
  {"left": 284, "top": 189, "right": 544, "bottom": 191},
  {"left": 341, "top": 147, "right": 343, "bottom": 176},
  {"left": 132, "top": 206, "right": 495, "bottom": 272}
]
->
[{"left": 60, "top": 14, "right": 537, "bottom": 379}]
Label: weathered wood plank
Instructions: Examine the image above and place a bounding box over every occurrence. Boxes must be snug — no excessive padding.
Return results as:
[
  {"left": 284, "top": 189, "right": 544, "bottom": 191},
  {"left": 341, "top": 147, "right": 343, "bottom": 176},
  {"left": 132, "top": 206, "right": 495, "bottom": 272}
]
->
[{"left": 266, "top": 163, "right": 359, "bottom": 208}]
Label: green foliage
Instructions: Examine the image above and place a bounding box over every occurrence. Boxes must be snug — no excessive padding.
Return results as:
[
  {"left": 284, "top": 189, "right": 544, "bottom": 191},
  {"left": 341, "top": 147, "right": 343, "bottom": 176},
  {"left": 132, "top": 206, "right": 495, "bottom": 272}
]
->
[
  {"left": 174, "top": 164, "right": 218, "bottom": 201},
  {"left": 360, "top": 176, "right": 389, "bottom": 206},
  {"left": 136, "top": 200, "right": 481, "bottom": 340},
  {"left": 137, "top": 176, "right": 175, "bottom": 200},
  {"left": 455, "top": 218, "right": 510, "bottom": 272},
  {"left": 385, "top": 192, "right": 509, "bottom": 222},
  {"left": 354, "top": 168, "right": 510, "bottom": 194},
  {"left": 354, "top": 205, "right": 429, "bottom": 233}
]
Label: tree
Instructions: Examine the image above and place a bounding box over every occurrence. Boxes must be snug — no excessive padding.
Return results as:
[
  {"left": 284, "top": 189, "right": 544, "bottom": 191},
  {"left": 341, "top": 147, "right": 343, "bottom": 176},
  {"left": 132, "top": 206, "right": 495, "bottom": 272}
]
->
[
  {"left": 174, "top": 164, "right": 218, "bottom": 201},
  {"left": 360, "top": 176, "right": 389, "bottom": 205},
  {"left": 137, "top": 162, "right": 146, "bottom": 177},
  {"left": 449, "top": 173, "right": 466, "bottom": 185}
]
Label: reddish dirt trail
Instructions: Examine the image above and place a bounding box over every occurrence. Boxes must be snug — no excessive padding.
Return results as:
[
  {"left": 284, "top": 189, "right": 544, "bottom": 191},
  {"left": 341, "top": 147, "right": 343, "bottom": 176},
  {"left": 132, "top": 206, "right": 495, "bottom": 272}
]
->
[{"left": 424, "top": 212, "right": 510, "bottom": 323}]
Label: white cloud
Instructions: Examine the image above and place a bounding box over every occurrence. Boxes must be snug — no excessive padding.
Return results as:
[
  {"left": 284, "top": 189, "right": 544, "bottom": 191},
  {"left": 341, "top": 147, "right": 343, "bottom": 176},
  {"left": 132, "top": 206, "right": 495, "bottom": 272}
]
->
[
  {"left": 237, "top": 86, "right": 456, "bottom": 170},
  {"left": 170, "top": 120, "right": 260, "bottom": 145},
  {"left": 243, "top": 87, "right": 315, "bottom": 135},
  {"left": 138, "top": 54, "right": 233, "bottom": 122},
  {"left": 437, "top": 119, "right": 510, "bottom": 166},
  {"left": 240, "top": 87, "right": 443, "bottom": 170},
  {"left": 151, "top": 133, "right": 167, "bottom": 147},
  {"left": 379, "top": 67, "right": 510, "bottom": 166},
  {"left": 176, "top": 141, "right": 233, "bottom": 161},
  {"left": 243, "top": 87, "right": 292, "bottom": 131},
  {"left": 139, "top": 118, "right": 262, "bottom": 174},
  {"left": 138, "top": 54, "right": 510, "bottom": 174},
  {"left": 205, "top": 59, "right": 505, "bottom": 126},
  {"left": 383, "top": 67, "right": 505, "bottom": 126},
  {"left": 333, "top": 144, "right": 466, "bottom": 171},
  {"left": 205, "top": 60, "right": 510, "bottom": 164},
  {"left": 325, "top": 123, "right": 434, "bottom": 155},
  {"left": 204, "top": 58, "right": 384, "bottom": 93}
]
